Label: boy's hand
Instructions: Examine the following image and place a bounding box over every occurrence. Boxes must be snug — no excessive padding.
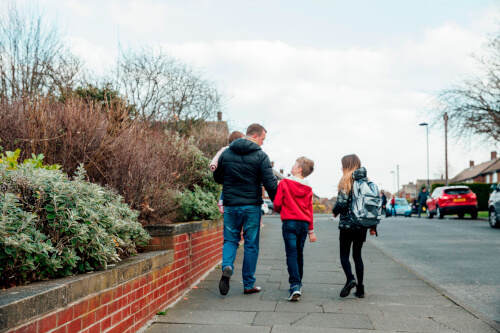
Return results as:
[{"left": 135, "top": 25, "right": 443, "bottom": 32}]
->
[{"left": 309, "top": 232, "right": 317, "bottom": 242}]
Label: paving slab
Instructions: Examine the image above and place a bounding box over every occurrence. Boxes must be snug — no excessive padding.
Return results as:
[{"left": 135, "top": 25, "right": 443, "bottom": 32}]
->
[{"left": 143, "top": 215, "right": 499, "bottom": 333}]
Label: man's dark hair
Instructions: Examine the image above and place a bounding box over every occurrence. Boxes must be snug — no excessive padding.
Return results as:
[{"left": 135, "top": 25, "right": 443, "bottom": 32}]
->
[{"left": 246, "top": 123, "right": 267, "bottom": 136}]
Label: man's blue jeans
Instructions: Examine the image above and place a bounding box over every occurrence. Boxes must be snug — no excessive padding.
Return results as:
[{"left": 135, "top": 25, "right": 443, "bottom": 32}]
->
[
  {"left": 222, "top": 205, "right": 262, "bottom": 289},
  {"left": 282, "top": 220, "right": 309, "bottom": 290}
]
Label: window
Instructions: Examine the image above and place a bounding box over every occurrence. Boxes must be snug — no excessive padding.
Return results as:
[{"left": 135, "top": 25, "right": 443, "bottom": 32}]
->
[
  {"left": 487, "top": 174, "right": 491, "bottom": 183},
  {"left": 494, "top": 173, "right": 498, "bottom": 183}
]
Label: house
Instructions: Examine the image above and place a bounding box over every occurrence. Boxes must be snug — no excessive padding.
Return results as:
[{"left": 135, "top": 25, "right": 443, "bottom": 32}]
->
[
  {"left": 399, "top": 182, "right": 417, "bottom": 200},
  {"left": 451, "top": 151, "right": 500, "bottom": 184}
]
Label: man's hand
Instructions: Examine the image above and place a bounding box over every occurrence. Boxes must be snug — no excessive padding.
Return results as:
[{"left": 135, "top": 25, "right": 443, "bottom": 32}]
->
[
  {"left": 309, "top": 232, "right": 317, "bottom": 242},
  {"left": 369, "top": 228, "right": 377, "bottom": 236}
]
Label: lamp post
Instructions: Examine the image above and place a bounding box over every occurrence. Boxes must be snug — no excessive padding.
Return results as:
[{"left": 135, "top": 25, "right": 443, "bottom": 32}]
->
[
  {"left": 390, "top": 171, "right": 395, "bottom": 195},
  {"left": 419, "top": 122, "right": 430, "bottom": 190},
  {"left": 444, "top": 112, "right": 449, "bottom": 186}
]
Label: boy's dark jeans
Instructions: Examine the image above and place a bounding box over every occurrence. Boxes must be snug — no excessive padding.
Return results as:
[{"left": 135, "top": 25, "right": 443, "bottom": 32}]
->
[{"left": 282, "top": 220, "right": 309, "bottom": 290}]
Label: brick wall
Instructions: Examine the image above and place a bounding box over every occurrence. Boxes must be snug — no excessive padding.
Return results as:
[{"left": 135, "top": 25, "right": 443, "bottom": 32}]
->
[{"left": 4, "top": 224, "right": 223, "bottom": 333}]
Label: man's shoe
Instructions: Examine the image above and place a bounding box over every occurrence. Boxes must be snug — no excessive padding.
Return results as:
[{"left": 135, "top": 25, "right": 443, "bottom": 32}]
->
[
  {"left": 243, "top": 285, "right": 262, "bottom": 294},
  {"left": 354, "top": 285, "right": 365, "bottom": 298},
  {"left": 288, "top": 285, "right": 301, "bottom": 301},
  {"left": 340, "top": 279, "right": 357, "bottom": 298},
  {"left": 219, "top": 266, "right": 232, "bottom": 296}
]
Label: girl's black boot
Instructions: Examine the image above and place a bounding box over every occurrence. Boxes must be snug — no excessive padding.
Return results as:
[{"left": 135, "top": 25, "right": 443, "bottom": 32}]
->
[{"left": 354, "top": 285, "right": 365, "bottom": 298}]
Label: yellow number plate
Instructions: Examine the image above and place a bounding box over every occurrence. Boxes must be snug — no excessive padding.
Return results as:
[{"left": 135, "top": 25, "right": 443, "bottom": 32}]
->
[{"left": 453, "top": 198, "right": 466, "bottom": 202}]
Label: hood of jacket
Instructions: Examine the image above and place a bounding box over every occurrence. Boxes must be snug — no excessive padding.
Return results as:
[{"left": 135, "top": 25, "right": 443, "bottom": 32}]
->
[
  {"left": 284, "top": 176, "right": 312, "bottom": 198},
  {"left": 353, "top": 167, "right": 367, "bottom": 180},
  {"left": 229, "top": 138, "right": 261, "bottom": 155}
]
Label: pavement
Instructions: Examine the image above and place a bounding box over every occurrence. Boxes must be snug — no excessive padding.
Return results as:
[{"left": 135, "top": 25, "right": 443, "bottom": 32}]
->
[{"left": 144, "top": 215, "right": 500, "bottom": 333}]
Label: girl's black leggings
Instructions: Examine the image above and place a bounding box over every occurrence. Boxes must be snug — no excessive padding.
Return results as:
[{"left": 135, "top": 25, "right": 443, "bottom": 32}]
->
[{"left": 339, "top": 238, "right": 364, "bottom": 285}]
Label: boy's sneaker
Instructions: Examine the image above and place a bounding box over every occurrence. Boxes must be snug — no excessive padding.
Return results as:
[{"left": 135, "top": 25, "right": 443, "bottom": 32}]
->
[
  {"left": 288, "top": 285, "right": 301, "bottom": 301},
  {"left": 219, "top": 266, "right": 232, "bottom": 296},
  {"left": 340, "top": 278, "right": 357, "bottom": 298}
]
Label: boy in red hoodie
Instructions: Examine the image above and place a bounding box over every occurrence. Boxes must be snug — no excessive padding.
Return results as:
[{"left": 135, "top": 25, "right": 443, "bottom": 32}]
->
[{"left": 274, "top": 157, "right": 317, "bottom": 301}]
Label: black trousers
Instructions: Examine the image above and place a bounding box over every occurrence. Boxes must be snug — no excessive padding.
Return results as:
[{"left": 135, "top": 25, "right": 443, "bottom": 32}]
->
[{"left": 339, "top": 228, "right": 366, "bottom": 285}]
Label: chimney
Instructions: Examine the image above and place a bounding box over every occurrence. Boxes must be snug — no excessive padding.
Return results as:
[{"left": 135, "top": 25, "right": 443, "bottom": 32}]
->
[
  {"left": 217, "top": 112, "right": 222, "bottom": 121},
  {"left": 470, "top": 160, "right": 474, "bottom": 167},
  {"left": 271, "top": 161, "right": 274, "bottom": 168},
  {"left": 280, "top": 169, "right": 284, "bottom": 174},
  {"left": 492, "top": 151, "right": 497, "bottom": 160}
]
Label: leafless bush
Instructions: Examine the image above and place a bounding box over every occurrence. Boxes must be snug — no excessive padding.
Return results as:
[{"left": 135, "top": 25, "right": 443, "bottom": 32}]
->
[
  {"left": 0, "top": 96, "right": 211, "bottom": 224},
  {"left": 0, "top": 2, "right": 83, "bottom": 100},
  {"left": 117, "top": 46, "right": 225, "bottom": 126}
]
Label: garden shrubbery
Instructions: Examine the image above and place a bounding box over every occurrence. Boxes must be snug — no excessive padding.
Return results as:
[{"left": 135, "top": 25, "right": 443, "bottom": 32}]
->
[
  {"left": 0, "top": 153, "right": 151, "bottom": 288},
  {"left": 0, "top": 96, "right": 221, "bottom": 224}
]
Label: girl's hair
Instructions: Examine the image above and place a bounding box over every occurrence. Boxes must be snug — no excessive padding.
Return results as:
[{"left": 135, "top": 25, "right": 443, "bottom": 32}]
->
[
  {"left": 337, "top": 154, "right": 361, "bottom": 193},
  {"left": 228, "top": 131, "right": 244, "bottom": 144}
]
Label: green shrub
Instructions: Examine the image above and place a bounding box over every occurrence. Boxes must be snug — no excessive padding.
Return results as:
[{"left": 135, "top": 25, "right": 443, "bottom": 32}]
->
[
  {"left": 0, "top": 161, "right": 150, "bottom": 288},
  {"left": 176, "top": 185, "right": 221, "bottom": 222},
  {"left": 430, "top": 183, "right": 491, "bottom": 211}
]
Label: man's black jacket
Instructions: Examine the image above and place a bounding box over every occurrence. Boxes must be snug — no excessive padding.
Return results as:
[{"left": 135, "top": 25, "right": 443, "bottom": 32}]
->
[{"left": 213, "top": 138, "right": 278, "bottom": 206}]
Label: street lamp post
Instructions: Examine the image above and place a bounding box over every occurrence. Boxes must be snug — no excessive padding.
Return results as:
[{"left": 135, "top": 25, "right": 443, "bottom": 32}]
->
[
  {"left": 390, "top": 171, "right": 395, "bottom": 195},
  {"left": 419, "top": 123, "right": 430, "bottom": 190}
]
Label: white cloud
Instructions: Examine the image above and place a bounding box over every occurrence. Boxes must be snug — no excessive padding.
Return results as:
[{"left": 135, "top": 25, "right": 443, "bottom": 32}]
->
[{"left": 158, "top": 14, "right": 499, "bottom": 198}]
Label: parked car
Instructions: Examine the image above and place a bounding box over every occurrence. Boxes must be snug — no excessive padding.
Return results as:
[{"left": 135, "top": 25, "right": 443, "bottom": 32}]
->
[
  {"left": 263, "top": 199, "right": 274, "bottom": 214},
  {"left": 426, "top": 186, "right": 478, "bottom": 219},
  {"left": 386, "top": 198, "right": 412, "bottom": 217},
  {"left": 488, "top": 183, "right": 500, "bottom": 228},
  {"left": 261, "top": 202, "right": 269, "bottom": 215}
]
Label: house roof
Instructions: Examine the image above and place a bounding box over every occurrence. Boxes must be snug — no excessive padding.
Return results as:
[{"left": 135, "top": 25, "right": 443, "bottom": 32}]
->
[{"left": 451, "top": 158, "right": 500, "bottom": 182}]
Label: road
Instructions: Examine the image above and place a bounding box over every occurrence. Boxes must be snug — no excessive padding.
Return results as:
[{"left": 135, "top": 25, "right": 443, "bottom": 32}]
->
[{"left": 367, "top": 214, "right": 500, "bottom": 324}]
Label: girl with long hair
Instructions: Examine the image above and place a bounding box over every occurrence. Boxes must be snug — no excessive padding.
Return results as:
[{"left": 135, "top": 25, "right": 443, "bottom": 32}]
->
[{"left": 332, "top": 154, "right": 376, "bottom": 298}]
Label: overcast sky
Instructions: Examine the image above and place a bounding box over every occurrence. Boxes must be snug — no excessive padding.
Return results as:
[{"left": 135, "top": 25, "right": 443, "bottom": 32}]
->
[{"left": 30, "top": 0, "right": 500, "bottom": 197}]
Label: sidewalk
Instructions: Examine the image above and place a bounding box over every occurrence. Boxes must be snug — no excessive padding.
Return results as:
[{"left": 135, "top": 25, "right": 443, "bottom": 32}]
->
[{"left": 144, "top": 215, "right": 499, "bottom": 333}]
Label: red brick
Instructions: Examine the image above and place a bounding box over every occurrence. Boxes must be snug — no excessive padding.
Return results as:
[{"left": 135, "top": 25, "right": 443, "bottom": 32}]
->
[
  {"left": 149, "top": 236, "right": 162, "bottom": 245},
  {"left": 101, "top": 290, "right": 113, "bottom": 306},
  {"left": 14, "top": 321, "right": 38, "bottom": 333},
  {"left": 88, "top": 295, "right": 101, "bottom": 312},
  {"left": 101, "top": 317, "right": 112, "bottom": 331},
  {"left": 86, "top": 322, "right": 100, "bottom": 333},
  {"left": 51, "top": 326, "right": 67, "bottom": 333},
  {"left": 81, "top": 311, "right": 96, "bottom": 329},
  {"left": 112, "top": 285, "right": 123, "bottom": 299},
  {"left": 66, "top": 318, "right": 81, "bottom": 333},
  {"left": 95, "top": 305, "right": 107, "bottom": 321},
  {"left": 73, "top": 300, "right": 89, "bottom": 318},
  {"left": 57, "top": 307, "right": 74, "bottom": 327},
  {"left": 37, "top": 312, "right": 57, "bottom": 333},
  {"left": 108, "top": 299, "right": 119, "bottom": 315},
  {"left": 111, "top": 310, "right": 123, "bottom": 325},
  {"left": 123, "top": 283, "right": 132, "bottom": 295}
]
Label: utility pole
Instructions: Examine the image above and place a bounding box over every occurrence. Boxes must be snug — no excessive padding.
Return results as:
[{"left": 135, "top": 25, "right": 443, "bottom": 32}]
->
[
  {"left": 397, "top": 165, "right": 400, "bottom": 197},
  {"left": 419, "top": 123, "right": 430, "bottom": 190},
  {"left": 391, "top": 171, "right": 395, "bottom": 195},
  {"left": 444, "top": 112, "right": 449, "bottom": 186}
]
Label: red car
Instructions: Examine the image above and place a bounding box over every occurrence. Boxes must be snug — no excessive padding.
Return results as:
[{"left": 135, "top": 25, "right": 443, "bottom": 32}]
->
[{"left": 426, "top": 186, "right": 478, "bottom": 219}]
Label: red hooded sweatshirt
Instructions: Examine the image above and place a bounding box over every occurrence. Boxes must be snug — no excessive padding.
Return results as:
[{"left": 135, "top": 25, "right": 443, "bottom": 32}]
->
[{"left": 273, "top": 176, "right": 314, "bottom": 232}]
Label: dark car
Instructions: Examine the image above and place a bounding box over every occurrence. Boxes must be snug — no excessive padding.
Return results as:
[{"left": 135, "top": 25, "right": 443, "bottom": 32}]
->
[
  {"left": 426, "top": 186, "right": 478, "bottom": 219},
  {"left": 488, "top": 184, "right": 500, "bottom": 228}
]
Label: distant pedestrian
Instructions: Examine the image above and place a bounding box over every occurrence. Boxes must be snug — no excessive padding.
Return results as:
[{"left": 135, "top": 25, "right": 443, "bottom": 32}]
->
[
  {"left": 273, "top": 157, "right": 317, "bottom": 301},
  {"left": 390, "top": 194, "right": 397, "bottom": 217},
  {"left": 417, "top": 187, "right": 430, "bottom": 218},
  {"left": 332, "top": 154, "right": 377, "bottom": 298},
  {"left": 381, "top": 191, "right": 387, "bottom": 216},
  {"left": 213, "top": 123, "right": 278, "bottom": 296}
]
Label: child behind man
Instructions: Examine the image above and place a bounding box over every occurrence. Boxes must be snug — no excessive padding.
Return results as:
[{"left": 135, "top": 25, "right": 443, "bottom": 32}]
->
[
  {"left": 273, "top": 157, "right": 317, "bottom": 301},
  {"left": 210, "top": 131, "right": 245, "bottom": 213}
]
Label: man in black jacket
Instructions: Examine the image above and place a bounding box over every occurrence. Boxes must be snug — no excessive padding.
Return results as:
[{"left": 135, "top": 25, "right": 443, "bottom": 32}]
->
[
  {"left": 214, "top": 123, "right": 278, "bottom": 296},
  {"left": 417, "top": 187, "right": 430, "bottom": 218}
]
